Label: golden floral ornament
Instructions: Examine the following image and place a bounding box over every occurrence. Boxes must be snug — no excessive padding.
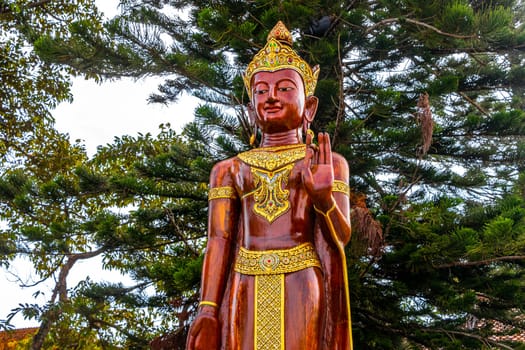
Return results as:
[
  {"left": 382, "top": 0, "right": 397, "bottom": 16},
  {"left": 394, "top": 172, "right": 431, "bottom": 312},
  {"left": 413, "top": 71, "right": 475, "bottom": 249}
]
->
[
  {"left": 238, "top": 144, "right": 306, "bottom": 223},
  {"left": 234, "top": 243, "right": 322, "bottom": 349},
  {"left": 250, "top": 164, "right": 294, "bottom": 223},
  {"left": 243, "top": 21, "right": 320, "bottom": 100}
]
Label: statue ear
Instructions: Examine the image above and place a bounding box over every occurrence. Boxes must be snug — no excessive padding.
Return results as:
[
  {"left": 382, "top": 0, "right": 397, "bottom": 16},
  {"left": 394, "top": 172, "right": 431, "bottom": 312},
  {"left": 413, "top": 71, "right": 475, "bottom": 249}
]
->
[
  {"left": 304, "top": 96, "right": 319, "bottom": 123},
  {"left": 247, "top": 103, "right": 257, "bottom": 125}
]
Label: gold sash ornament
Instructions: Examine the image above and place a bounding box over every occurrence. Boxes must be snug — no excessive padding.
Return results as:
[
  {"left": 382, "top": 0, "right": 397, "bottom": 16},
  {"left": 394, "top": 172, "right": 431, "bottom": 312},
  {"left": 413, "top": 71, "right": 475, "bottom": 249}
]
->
[{"left": 235, "top": 243, "right": 321, "bottom": 350}]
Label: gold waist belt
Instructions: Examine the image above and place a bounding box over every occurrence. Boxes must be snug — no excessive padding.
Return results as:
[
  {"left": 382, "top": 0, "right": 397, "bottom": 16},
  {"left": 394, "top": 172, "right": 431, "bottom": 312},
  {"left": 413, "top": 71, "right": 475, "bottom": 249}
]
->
[
  {"left": 234, "top": 242, "right": 321, "bottom": 275},
  {"left": 234, "top": 243, "right": 321, "bottom": 350}
]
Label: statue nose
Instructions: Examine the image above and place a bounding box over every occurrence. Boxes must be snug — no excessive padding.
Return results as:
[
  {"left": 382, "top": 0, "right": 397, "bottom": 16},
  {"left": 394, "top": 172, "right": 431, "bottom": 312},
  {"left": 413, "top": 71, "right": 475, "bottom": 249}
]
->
[{"left": 267, "top": 87, "right": 279, "bottom": 101}]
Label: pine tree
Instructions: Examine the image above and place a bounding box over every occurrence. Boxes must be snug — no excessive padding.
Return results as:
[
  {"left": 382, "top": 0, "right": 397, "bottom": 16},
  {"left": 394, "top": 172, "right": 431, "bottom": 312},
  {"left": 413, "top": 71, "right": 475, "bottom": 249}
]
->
[{"left": 4, "top": 0, "right": 525, "bottom": 348}]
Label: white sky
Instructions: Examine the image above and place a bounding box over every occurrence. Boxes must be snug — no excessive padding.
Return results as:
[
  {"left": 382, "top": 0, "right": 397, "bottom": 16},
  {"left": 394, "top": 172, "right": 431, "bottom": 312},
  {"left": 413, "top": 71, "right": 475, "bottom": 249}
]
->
[
  {"left": 0, "top": 1, "right": 198, "bottom": 328},
  {"left": 54, "top": 77, "right": 197, "bottom": 156}
]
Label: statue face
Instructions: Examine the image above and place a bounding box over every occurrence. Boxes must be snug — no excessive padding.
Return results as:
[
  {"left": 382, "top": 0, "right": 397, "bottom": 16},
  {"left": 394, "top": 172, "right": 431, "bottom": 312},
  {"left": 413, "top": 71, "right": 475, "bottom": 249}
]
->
[{"left": 251, "top": 69, "right": 306, "bottom": 133}]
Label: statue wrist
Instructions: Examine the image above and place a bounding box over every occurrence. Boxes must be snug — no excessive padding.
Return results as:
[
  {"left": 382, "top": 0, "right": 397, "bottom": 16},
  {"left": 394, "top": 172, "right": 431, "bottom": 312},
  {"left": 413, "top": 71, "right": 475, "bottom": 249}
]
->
[
  {"left": 313, "top": 196, "right": 336, "bottom": 214},
  {"left": 198, "top": 304, "right": 219, "bottom": 317}
]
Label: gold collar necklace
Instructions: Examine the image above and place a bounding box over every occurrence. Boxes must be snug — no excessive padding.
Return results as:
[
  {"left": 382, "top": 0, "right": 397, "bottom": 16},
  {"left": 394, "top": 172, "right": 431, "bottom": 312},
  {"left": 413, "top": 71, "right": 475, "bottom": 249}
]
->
[{"left": 238, "top": 144, "right": 306, "bottom": 171}]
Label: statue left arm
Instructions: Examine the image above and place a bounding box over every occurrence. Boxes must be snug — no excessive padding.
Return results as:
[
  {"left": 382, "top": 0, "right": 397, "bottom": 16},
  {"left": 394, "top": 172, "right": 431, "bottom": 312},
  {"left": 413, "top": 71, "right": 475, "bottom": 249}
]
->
[{"left": 302, "top": 132, "right": 351, "bottom": 246}]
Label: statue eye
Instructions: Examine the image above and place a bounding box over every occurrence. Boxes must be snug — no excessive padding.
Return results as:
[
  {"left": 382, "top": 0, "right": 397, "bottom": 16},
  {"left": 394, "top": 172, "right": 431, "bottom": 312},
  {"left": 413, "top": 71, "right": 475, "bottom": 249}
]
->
[
  {"left": 278, "top": 86, "right": 294, "bottom": 92},
  {"left": 254, "top": 89, "right": 268, "bottom": 95}
]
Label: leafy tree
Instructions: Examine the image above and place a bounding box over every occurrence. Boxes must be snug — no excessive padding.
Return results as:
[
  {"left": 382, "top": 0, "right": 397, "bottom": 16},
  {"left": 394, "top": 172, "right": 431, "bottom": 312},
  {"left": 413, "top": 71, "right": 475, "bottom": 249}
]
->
[
  {"left": 3, "top": 0, "right": 525, "bottom": 349},
  {"left": 0, "top": 0, "right": 102, "bottom": 167},
  {"left": 0, "top": 1, "right": 122, "bottom": 349}
]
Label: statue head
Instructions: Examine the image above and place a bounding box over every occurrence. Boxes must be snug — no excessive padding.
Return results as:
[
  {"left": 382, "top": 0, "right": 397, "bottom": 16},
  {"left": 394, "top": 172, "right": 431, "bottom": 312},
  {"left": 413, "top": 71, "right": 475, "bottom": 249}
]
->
[
  {"left": 243, "top": 21, "right": 320, "bottom": 100},
  {"left": 244, "top": 21, "right": 320, "bottom": 138}
]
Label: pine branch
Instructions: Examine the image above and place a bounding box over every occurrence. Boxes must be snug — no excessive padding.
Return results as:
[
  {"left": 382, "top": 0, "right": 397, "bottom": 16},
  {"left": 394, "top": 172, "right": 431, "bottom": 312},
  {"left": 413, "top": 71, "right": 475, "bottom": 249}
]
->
[
  {"left": 419, "top": 328, "right": 515, "bottom": 350},
  {"left": 436, "top": 255, "right": 525, "bottom": 268},
  {"left": 415, "top": 92, "right": 434, "bottom": 157},
  {"left": 4, "top": 263, "right": 57, "bottom": 289},
  {"left": 332, "top": 33, "right": 345, "bottom": 146},
  {"left": 50, "top": 249, "right": 106, "bottom": 303},
  {"left": 366, "top": 17, "right": 478, "bottom": 40},
  {"left": 458, "top": 91, "right": 489, "bottom": 116},
  {"left": 164, "top": 207, "right": 200, "bottom": 257}
]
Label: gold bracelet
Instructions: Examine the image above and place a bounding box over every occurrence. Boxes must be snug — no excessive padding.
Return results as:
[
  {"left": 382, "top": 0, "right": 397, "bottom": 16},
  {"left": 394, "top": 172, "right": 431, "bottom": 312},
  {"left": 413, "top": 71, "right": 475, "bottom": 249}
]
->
[
  {"left": 313, "top": 201, "right": 337, "bottom": 217},
  {"left": 199, "top": 300, "right": 218, "bottom": 308}
]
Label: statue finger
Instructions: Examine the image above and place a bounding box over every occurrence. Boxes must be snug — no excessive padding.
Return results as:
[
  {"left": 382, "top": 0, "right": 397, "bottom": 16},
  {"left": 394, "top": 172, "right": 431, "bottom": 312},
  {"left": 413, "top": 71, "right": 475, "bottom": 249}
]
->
[
  {"left": 317, "top": 132, "right": 330, "bottom": 165},
  {"left": 304, "top": 146, "right": 314, "bottom": 168},
  {"left": 305, "top": 129, "right": 313, "bottom": 146},
  {"left": 318, "top": 132, "right": 326, "bottom": 164},
  {"left": 313, "top": 144, "right": 319, "bottom": 165},
  {"left": 322, "top": 132, "right": 333, "bottom": 166}
]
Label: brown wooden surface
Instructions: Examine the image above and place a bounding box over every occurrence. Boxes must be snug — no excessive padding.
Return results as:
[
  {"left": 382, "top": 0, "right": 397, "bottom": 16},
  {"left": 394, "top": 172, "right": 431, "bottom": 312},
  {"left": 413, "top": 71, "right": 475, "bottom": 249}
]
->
[{"left": 186, "top": 68, "right": 351, "bottom": 350}]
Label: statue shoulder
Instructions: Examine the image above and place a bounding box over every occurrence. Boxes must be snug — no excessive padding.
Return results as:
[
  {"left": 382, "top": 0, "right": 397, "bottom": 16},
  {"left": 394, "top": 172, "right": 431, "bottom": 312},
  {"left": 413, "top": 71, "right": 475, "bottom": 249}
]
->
[
  {"left": 211, "top": 156, "right": 235, "bottom": 170},
  {"left": 209, "top": 156, "right": 243, "bottom": 188}
]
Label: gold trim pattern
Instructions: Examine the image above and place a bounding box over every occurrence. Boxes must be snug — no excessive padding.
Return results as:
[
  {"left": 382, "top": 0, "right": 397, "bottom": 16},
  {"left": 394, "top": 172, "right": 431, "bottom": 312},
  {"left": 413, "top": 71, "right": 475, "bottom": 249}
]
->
[
  {"left": 208, "top": 186, "right": 237, "bottom": 200},
  {"left": 332, "top": 180, "right": 350, "bottom": 195},
  {"left": 254, "top": 273, "right": 284, "bottom": 350},
  {"left": 250, "top": 164, "right": 293, "bottom": 223},
  {"left": 234, "top": 243, "right": 321, "bottom": 275},
  {"left": 238, "top": 144, "right": 305, "bottom": 171}
]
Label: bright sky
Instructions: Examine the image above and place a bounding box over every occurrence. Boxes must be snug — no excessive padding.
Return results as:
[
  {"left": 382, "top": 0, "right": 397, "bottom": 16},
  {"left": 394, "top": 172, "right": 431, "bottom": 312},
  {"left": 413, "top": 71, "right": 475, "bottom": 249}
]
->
[
  {"left": 0, "top": 1, "right": 198, "bottom": 329},
  {"left": 54, "top": 76, "right": 197, "bottom": 156},
  {"left": 53, "top": 0, "right": 197, "bottom": 156}
]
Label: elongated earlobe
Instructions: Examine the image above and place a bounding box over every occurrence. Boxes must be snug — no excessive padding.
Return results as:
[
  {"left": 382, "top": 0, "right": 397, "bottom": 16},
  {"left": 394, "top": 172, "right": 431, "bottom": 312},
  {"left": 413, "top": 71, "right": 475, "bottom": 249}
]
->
[
  {"left": 247, "top": 103, "right": 259, "bottom": 146},
  {"left": 302, "top": 120, "right": 310, "bottom": 140},
  {"left": 247, "top": 103, "right": 256, "bottom": 124},
  {"left": 250, "top": 124, "right": 258, "bottom": 146}
]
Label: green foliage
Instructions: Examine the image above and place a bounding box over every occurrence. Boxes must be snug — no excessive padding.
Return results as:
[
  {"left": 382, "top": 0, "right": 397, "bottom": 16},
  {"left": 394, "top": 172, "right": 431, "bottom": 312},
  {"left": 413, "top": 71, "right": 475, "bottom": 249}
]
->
[
  {"left": 439, "top": 1, "right": 475, "bottom": 34},
  {"left": 0, "top": 0, "right": 102, "bottom": 170},
  {"left": 2, "top": 0, "right": 525, "bottom": 348}
]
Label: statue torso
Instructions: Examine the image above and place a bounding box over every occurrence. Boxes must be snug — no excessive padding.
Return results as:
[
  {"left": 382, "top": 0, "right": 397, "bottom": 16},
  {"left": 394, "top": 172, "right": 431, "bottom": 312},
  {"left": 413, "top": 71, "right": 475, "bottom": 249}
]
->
[{"left": 229, "top": 144, "right": 316, "bottom": 251}]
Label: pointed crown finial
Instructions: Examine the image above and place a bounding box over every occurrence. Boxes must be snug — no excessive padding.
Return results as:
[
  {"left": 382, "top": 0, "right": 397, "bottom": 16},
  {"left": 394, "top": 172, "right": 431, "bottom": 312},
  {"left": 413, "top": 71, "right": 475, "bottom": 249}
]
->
[{"left": 243, "top": 21, "right": 319, "bottom": 100}]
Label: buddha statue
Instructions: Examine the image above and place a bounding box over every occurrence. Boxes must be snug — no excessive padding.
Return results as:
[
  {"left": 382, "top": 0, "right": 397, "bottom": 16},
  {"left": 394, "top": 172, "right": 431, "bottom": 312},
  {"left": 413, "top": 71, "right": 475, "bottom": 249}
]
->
[{"left": 187, "top": 21, "right": 353, "bottom": 350}]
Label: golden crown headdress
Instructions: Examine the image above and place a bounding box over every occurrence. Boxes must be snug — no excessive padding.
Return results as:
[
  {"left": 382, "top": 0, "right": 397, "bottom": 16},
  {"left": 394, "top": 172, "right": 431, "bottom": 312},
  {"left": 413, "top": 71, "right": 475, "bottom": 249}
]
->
[{"left": 243, "top": 21, "right": 320, "bottom": 100}]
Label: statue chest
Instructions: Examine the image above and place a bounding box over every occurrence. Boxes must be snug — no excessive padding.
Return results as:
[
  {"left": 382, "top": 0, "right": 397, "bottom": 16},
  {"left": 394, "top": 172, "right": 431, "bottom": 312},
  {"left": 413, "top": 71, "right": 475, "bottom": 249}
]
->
[{"left": 235, "top": 145, "right": 306, "bottom": 224}]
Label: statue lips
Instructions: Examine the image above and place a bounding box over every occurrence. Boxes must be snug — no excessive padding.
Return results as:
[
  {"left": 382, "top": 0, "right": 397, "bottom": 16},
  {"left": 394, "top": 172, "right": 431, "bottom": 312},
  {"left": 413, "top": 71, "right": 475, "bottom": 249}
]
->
[
  {"left": 264, "top": 105, "right": 282, "bottom": 114},
  {"left": 261, "top": 101, "right": 284, "bottom": 122}
]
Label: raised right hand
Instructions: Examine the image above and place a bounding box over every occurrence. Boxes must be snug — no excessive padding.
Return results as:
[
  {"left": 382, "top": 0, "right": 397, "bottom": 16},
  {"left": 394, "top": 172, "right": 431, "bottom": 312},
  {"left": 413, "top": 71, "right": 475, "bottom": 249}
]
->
[{"left": 302, "top": 131, "right": 335, "bottom": 211}]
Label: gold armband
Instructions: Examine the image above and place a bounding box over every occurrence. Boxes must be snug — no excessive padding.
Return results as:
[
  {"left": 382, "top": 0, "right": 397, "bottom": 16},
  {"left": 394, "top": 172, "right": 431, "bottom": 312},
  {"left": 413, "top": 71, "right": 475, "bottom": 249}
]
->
[
  {"left": 199, "top": 300, "right": 218, "bottom": 308},
  {"left": 208, "top": 186, "right": 237, "bottom": 200},
  {"left": 332, "top": 180, "right": 350, "bottom": 195}
]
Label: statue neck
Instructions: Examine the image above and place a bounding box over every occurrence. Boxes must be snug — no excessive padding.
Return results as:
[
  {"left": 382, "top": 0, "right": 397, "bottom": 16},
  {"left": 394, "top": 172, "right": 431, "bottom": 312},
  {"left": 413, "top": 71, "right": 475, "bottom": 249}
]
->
[{"left": 259, "top": 128, "right": 303, "bottom": 147}]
